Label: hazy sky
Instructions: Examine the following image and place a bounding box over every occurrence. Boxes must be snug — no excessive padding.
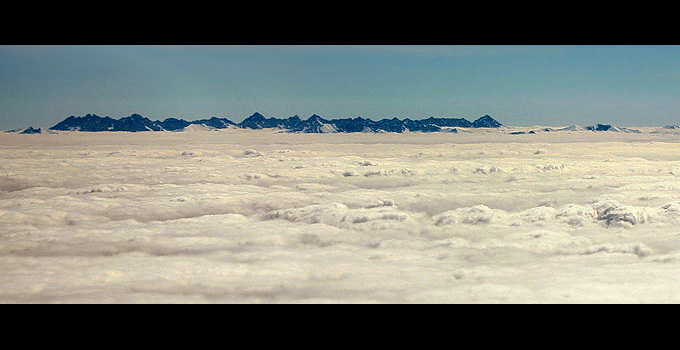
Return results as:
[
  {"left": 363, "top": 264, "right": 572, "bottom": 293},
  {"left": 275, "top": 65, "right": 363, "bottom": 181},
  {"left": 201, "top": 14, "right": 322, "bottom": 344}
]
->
[{"left": 1, "top": 45, "right": 680, "bottom": 129}]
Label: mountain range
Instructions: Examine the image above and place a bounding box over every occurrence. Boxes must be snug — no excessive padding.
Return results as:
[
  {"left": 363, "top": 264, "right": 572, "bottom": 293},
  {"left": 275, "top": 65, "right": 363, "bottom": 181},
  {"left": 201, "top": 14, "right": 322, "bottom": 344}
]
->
[
  {"left": 44, "top": 112, "right": 503, "bottom": 133},
  {"left": 7, "top": 113, "right": 667, "bottom": 135}
]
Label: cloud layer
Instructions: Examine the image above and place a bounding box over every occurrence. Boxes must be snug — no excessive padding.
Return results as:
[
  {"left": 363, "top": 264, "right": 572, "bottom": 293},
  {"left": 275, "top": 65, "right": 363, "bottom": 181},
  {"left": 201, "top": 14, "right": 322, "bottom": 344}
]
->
[{"left": 3, "top": 129, "right": 680, "bottom": 303}]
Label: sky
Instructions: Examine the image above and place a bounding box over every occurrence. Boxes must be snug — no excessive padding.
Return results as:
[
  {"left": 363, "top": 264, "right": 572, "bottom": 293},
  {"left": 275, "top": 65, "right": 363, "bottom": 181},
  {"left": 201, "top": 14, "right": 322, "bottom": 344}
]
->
[{"left": 1, "top": 45, "right": 680, "bottom": 130}]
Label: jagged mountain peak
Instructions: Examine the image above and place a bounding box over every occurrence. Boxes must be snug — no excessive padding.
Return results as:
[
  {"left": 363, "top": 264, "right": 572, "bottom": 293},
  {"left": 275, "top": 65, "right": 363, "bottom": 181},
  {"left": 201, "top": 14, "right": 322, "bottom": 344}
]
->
[
  {"left": 472, "top": 115, "right": 503, "bottom": 128},
  {"left": 20, "top": 126, "right": 43, "bottom": 134},
  {"left": 308, "top": 114, "right": 326, "bottom": 121}
]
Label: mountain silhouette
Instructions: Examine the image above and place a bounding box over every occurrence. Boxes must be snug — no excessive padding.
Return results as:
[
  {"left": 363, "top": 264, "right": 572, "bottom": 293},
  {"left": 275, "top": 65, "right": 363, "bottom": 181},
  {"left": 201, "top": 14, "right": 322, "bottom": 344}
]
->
[{"left": 49, "top": 113, "right": 504, "bottom": 133}]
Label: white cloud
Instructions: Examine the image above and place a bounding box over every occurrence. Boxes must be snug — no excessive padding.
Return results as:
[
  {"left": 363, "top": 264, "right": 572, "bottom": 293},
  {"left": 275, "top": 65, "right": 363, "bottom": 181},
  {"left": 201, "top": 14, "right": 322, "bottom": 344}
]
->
[{"left": 3, "top": 128, "right": 680, "bottom": 303}]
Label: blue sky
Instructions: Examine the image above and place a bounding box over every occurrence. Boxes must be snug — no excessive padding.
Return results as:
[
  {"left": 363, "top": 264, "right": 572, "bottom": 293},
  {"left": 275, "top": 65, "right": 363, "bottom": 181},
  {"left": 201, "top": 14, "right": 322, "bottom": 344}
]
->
[{"left": 1, "top": 45, "right": 679, "bottom": 129}]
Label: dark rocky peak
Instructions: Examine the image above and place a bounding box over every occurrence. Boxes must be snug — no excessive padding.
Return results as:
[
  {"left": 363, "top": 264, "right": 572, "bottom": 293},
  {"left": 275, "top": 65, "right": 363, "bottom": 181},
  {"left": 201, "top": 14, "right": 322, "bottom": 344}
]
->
[
  {"left": 329, "top": 116, "right": 374, "bottom": 133},
  {"left": 281, "top": 115, "right": 302, "bottom": 129},
  {"left": 158, "top": 118, "right": 191, "bottom": 131},
  {"left": 586, "top": 124, "right": 612, "bottom": 131},
  {"left": 239, "top": 112, "right": 267, "bottom": 123},
  {"left": 20, "top": 126, "right": 42, "bottom": 134},
  {"left": 471, "top": 115, "right": 502, "bottom": 128},
  {"left": 115, "top": 114, "right": 162, "bottom": 132},
  {"left": 375, "top": 118, "right": 407, "bottom": 133},
  {"left": 191, "top": 117, "right": 236, "bottom": 129},
  {"left": 418, "top": 117, "right": 472, "bottom": 128},
  {"left": 50, "top": 114, "right": 117, "bottom": 131},
  {"left": 305, "top": 114, "right": 331, "bottom": 126},
  {"left": 238, "top": 112, "right": 274, "bottom": 129},
  {"left": 401, "top": 119, "right": 441, "bottom": 132}
]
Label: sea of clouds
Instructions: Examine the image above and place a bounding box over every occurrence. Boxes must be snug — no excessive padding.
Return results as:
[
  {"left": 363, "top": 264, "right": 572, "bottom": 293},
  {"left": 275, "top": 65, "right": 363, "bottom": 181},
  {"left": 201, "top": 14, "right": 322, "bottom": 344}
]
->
[{"left": 2, "top": 129, "right": 680, "bottom": 303}]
